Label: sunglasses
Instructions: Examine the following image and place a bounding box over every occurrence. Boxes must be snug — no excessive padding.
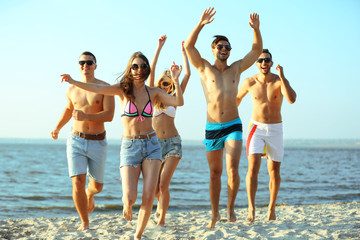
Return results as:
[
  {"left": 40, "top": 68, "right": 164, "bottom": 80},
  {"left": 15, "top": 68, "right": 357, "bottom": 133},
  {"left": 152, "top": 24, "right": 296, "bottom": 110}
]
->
[
  {"left": 131, "top": 63, "right": 148, "bottom": 71},
  {"left": 216, "top": 44, "right": 232, "bottom": 51},
  {"left": 79, "top": 60, "right": 95, "bottom": 66},
  {"left": 257, "top": 58, "right": 271, "bottom": 63},
  {"left": 161, "top": 81, "right": 171, "bottom": 87}
]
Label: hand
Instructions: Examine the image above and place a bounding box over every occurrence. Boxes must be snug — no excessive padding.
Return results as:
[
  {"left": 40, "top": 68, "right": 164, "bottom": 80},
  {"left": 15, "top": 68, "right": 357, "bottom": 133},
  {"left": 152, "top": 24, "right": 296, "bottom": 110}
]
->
[
  {"left": 170, "top": 61, "right": 182, "bottom": 81},
  {"left": 200, "top": 7, "right": 216, "bottom": 26},
  {"left": 158, "top": 35, "right": 167, "bottom": 48},
  {"left": 51, "top": 129, "right": 59, "bottom": 140},
  {"left": 249, "top": 13, "right": 260, "bottom": 30},
  {"left": 181, "top": 41, "right": 185, "bottom": 52},
  {"left": 72, "top": 109, "right": 87, "bottom": 121},
  {"left": 276, "top": 64, "right": 285, "bottom": 79},
  {"left": 61, "top": 74, "right": 74, "bottom": 84}
]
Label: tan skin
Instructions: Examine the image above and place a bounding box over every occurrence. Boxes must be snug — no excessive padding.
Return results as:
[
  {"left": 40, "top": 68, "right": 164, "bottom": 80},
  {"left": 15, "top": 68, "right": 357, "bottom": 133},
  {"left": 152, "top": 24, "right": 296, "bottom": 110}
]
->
[
  {"left": 184, "top": 7, "right": 262, "bottom": 228},
  {"left": 237, "top": 52, "right": 296, "bottom": 222},
  {"left": 149, "top": 35, "right": 191, "bottom": 226},
  {"left": 61, "top": 57, "right": 183, "bottom": 239},
  {"left": 51, "top": 54, "right": 115, "bottom": 231}
]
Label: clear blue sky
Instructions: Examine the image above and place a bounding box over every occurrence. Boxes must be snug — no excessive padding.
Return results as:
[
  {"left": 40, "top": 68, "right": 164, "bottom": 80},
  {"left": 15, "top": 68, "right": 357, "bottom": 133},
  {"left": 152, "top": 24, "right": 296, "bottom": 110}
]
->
[{"left": 0, "top": 0, "right": 359, "bottom": 140}]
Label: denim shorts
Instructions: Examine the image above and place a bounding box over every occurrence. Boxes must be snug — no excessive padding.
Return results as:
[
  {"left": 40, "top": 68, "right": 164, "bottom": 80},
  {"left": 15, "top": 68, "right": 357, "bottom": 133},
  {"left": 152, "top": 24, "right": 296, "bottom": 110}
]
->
[
  {"left": 67, "top": 133, "right": 107, "bottom": 183},
  {"left": 120, "top": 134, "right": 162, "bottom": 167},
  {"left": 158, "top": 135, "right": 182, "bottom": 160}
]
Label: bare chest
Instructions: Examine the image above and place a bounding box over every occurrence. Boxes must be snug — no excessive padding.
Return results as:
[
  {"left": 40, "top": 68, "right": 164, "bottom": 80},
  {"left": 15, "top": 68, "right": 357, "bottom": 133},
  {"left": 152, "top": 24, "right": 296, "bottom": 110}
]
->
[
  {"left": 250, "top": 81, "right": 282, "bottom": 103},
  {"left": 70, "top": 89, "right": 103, "bottom": 109}
]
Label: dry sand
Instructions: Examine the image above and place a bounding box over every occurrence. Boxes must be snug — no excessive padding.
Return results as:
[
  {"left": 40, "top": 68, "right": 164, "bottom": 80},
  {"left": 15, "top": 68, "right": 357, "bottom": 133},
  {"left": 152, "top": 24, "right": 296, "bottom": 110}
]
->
[{"left": 1, "top": 202, "right": 359, "bottom": 239}]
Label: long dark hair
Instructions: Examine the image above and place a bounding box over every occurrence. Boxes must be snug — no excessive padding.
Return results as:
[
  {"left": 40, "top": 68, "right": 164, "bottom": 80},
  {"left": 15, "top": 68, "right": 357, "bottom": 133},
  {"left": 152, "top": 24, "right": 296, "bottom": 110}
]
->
[{"left": 117, "top": 52, "right": 151, "bottom": 101}]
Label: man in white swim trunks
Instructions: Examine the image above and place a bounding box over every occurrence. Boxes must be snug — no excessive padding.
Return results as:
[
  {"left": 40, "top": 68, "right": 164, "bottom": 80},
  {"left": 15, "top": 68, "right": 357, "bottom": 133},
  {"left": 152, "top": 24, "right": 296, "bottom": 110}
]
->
[{"left": 237, "top": 49, "right": 296, "bottom": 222}]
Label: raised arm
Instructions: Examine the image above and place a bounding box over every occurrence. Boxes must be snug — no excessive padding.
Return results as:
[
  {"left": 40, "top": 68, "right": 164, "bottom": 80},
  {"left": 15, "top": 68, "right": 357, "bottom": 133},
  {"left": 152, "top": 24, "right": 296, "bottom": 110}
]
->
[
  {"left": 236, "top": 78, "right": 250, "bottom": 106},
  {"left": 51, "top": 89, "right": 74, "bottom": 139},
  {"left": 72, "top": 95, "right": 115, "bottom": 123},
  {"left": 276, "top": 64, "right": 296, "bottom": 104},
  {"left": 61, "top": 74, "right": 122, "bottom": 96},
  {"left": 156, "top": 62, "right": 184, "bottom": 107},
  {"left": 149, "top": 35, "right": 167, "bottom": 87},
  {"left": 180, "top": 41, "right": 191, "bottom": 93},
  {"left": 236, "top": 13, "right": 263, "bottom": 73},
  {"left": 184, "top": 7, "right": 215, "bottom": 71}
]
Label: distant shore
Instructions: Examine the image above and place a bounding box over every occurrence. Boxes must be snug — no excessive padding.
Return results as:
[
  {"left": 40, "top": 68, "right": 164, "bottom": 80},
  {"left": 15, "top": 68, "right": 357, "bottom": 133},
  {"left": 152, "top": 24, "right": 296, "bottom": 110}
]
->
[{"left": 1, "top": 202, "right": 359, "bottom": 239}]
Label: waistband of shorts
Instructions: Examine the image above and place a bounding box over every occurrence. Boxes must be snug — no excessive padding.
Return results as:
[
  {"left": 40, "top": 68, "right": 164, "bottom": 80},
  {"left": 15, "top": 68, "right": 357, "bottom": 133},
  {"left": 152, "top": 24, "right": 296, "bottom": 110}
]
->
[
  {"left": 123, "top": 131, "right": 156, "bottom": 140},
  {"left": 206, "top": 118, "right": 242, "bottom": 130},
  {"left": 250, "top": 119, "right": 283, "bottom": 127},
  {"left": 72, "top": 129, "right": 106, "bottom": 140},
  {"left": 158, "top": 135, "right": 181, "bottom": 142}
]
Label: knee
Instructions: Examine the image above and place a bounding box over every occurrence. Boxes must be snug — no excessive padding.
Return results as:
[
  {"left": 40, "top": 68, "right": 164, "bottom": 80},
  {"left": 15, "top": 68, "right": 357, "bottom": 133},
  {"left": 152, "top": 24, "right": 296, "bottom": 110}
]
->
[
  {"left": 227, "top": 168, "right": 239, "bottom": 181},
  {"left": 93, "top": 183, "right": 103, "bottom": 194},
  {"left": 158, "top": 181, "right": 170, "bottom": 194},
  {"left": 122, "top": 193, "right": 137, "bottom": 207},
  {"left": 72, "top": 177, "right": 86, "bottom": 192},
  {"left": 141, "top": 193, "right": 155, "bottom": 207},
  {"left": 269, "top": 170, "right": 281, "bottom": 182},
  {"left": 246, "top": 169, "right": 258, "bottom": 180},
  {"left": 209, "top": 169, "right": 222, "bottom": 180}
]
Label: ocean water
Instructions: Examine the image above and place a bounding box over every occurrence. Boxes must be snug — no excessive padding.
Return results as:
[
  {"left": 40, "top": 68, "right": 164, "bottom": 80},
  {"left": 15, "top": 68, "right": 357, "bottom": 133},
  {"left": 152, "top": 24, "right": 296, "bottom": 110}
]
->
[{"left": 0, "top": 138, "right": 359, "bottom": 219}]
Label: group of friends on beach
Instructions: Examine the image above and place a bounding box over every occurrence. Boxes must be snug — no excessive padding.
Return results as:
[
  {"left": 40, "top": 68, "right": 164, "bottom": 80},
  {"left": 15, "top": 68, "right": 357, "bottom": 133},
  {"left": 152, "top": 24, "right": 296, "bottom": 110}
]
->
[{"left": 51, "top": 7, "right": 296, "bottom": 239}]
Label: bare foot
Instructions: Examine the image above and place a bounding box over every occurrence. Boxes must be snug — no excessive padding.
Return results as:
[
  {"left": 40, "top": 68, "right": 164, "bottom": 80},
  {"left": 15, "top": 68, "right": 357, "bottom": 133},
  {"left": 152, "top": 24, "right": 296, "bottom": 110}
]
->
[
  {"left": 227, "top": 208, "right": 237, "bottom": 222},
  {"left": 86, "top": 190, "right": 95, "bottom": 214},
  {"left": 155, "top": 211, "right": 166, "bottom": 226},
  {"left": 77, "top": 223, "right": 89, "bottom": 231},
  {"left": 206, "top": 212, "right": 221, "bottom": 229},
  {"left": 267, "top": 208, "right": 276, "bottom": 221},
  {"left": 157, "top": 221, "right": 165, "bottom": 227},
  {"left": 246, "top": 208, "right": 255, "bottom": 222},
  {"left": 123, "top": 205, "right": 133, "bottom": 221}
]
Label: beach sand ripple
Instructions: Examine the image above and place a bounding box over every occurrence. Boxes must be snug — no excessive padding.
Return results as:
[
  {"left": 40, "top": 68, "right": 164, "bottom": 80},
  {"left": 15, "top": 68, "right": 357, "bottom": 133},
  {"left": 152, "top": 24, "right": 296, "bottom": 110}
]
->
[{"left": 0, "top": 202, "right": 359, "bottom": 239}]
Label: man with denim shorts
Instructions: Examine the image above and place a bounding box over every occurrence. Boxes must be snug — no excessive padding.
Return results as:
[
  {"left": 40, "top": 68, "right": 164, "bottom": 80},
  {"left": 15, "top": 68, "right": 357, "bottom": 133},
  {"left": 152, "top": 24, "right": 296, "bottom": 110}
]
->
[
  {"left": 51, "top": 51, "right": 114, "bottom": 231},
  {"left": 185, "top": 7, "right": 262, "bottom": 228},
  {"left": 237, "top": 49, "right": 296, "bottom": 222}
]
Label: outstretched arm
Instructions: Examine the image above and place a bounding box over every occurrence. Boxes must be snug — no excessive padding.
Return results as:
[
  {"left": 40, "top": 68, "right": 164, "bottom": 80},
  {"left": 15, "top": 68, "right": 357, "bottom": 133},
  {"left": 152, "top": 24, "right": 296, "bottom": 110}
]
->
[
  {"left": 276, "top": 64, "right": 296, "bottom": 104},
  {"left": 237, "top": 13, "right": 263, "bottom": 73},
  {"left": 51, "top": 89, "right": 74, "bottom": 140},
  {"left": 149, "top": 35, "right": 167, "bottom": 87},
  {"left": 184, "top": 7, "right": 215, "bottom": 71},
  {"left": 156, "top": 62, "right": 184, "bottom": 107},
  {"left": 180, "top": 41, "right": 191, "bottom": 93},
  {"left": 61, "top": 74, "right": 122, "bottom": 96}
]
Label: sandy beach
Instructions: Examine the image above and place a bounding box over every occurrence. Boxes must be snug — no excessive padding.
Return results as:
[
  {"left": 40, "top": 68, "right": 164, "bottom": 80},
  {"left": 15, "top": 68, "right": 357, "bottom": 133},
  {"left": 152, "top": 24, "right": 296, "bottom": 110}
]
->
[{"left": 1, "top": 202, "right": 359, "bottom": 240}]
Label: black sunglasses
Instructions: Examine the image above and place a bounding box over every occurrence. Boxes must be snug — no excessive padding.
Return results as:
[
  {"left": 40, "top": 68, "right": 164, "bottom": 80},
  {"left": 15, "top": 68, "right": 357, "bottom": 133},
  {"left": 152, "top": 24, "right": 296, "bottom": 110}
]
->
[
  {"left": 161, "top": 81, "right": 171, "bottom": 87},
  {"left": 257, "top": 58, "right": 271, "bottom": 63},
  {"left": 216, "top": 44, "right": 232, "bottom": 51},
  {"left": 131, "top": 63, "right": 148, "bottom": 71},
  {"left": 79, "top": 60, "right": 95, "bottom": 66}
]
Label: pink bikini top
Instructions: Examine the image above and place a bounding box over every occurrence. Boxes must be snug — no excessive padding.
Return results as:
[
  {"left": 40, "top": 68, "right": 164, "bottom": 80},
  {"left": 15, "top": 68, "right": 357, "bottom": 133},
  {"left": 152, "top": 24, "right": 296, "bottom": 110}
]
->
[{"left": 121, "top": 86, "right": 153, "bottom": 122}]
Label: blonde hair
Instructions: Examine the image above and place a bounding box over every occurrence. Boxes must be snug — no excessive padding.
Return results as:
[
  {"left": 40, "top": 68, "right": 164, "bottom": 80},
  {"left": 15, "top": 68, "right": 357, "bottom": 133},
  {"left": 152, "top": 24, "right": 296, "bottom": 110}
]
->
[{"left": 154, "top": 70, "right": 175, "bottom": 110}]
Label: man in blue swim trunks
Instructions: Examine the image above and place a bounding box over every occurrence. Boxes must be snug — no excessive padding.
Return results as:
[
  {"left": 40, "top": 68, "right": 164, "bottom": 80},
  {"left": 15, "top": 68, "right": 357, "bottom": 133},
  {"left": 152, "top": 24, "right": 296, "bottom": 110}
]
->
[
  {"left": 185, "top": 7, "right": 263, "bottom": 228},
  {"left": 51, "top": 51, "right": 115, "bottom": 231}
]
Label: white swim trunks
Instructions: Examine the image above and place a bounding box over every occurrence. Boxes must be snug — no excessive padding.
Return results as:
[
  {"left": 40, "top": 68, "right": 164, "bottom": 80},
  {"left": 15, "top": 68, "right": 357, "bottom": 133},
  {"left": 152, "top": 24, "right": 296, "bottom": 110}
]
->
[{"left": 246, "top": 120, "right": 284, "bottom": 162}]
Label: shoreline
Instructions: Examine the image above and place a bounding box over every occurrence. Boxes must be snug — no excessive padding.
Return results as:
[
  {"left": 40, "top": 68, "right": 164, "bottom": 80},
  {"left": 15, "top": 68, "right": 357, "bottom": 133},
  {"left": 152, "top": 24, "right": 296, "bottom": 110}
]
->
[{"left": 1, "top": 202, "right": 359, "bottom": 239}]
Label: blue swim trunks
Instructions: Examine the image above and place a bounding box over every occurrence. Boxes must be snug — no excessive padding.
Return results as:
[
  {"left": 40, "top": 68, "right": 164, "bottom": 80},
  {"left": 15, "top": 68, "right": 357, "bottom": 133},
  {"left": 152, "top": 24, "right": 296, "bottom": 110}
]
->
[{"left": 203, "top": 118, "right": 243, "bottom": 151}]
